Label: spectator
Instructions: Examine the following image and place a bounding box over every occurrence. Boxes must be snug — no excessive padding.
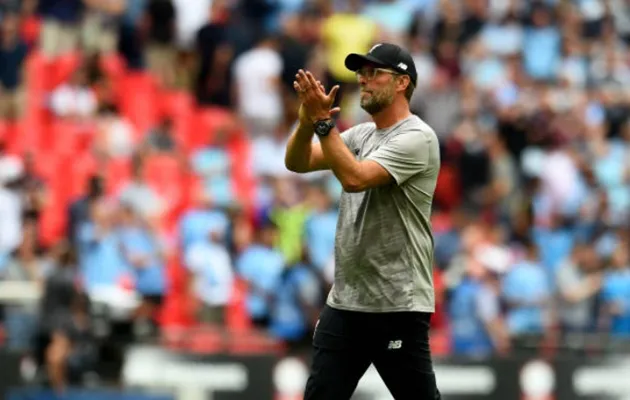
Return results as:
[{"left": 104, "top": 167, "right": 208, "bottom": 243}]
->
[
  {"left": 190, "top": 125, "right": 234, "bottom": 208},
  {"left": 362, "top": 0, "right": 415, "bottom": 44},
  {"left": 0, "top": 12, "right": 27, "bottom": 119},
  {"left": 486, "top": 134, "right": 521, "bottom": 223},
  {"left": 44, "top": 292, "right": 97, "bottom": 393},
  {"left": 37, "top": 0, "right": 84, "bottom": 58},
  {"left": 38, "top": 242, "right": 80, "bottom": 337},
  {"left": 143, "top": 116, "right": 177, "bottom": 154},
  {"left": 277, "top": 9, "right": 315, "bottom": 100},
  {"left": 320, "top": 0, "right": 379, "bottom": 108},
  {"left": 116, "top": 0, "right": 147, "bottom": 70},
  {"left": 479, "top": 5, "right": 523, "bottom": 58},
  {"left": 118, "top": 205, "right": 166, "bottom": 332},
  {"left": 178, "top": 188, "right": 230, "bottom": 252},
  {"left": 171, "top": 0, "right": 208, "bottom": 50},
  {"left": 81, "top": 0, "right": 126, "bottom": 56},
  {"left": 75, "top": 200, "right": 131, "bottom": 292},
  {"left": 556, "top": 243, "right": 602, "bottom": 335},
  {"left": 50, "top": 66, "right": 98, "bottom": 120},
  {"left": 94, "top": 103, "right": 136, "bottom": 159},
  {"left": 250, "top": 121, "right": 293, "bottom": 179},
  {"left": 449, "top": 250, "right": 509, "bottom": 358},
  {"left": 184, "top": 226, "right": 233, "bottom": 324},
  {"left": 195, "top": 0, "right": 234, "bottom": 107},
  {"left": 410, "top": 67, "right": 461, "bottom": 141},
  {"left": 502, "top": 241, "right": 552, "bottom": 340},
  {"left": 0, "top": 146, "right": 23, "bottom": 271},
  {"left": 303, "top": 183, "right": 337, "bottom": 272},
  {"left": 67, "top": 175, "right": 105, "bottom": 248},
  {"left": 233, "top": 33, "right": 284, "bottom": 137},
  {"left": 236, "top": 220, "right": 284, "bottom": 328},
  {"left": 118, "top": 156, "right": 164, "bottom": 219},
  {"left": 268, "top": 251, "right": 323, "bottom": 350},
  {"left": 267, "top": 177, "right": 310, "bottom": 265},
  {"left": 0, "top": 219, "right": 48, "bottom": 351},
  {"left": 521, "top": 4, "right": 561, "bottom": 81},
  {"left": 600, "top": 243, "right": 630, "bottom": 337},
  {"left": 144, "top": 0, "right": 176, "bottom": 87},
  {"left": 34, "top": 241, "right": 79, "bottom": 378}
]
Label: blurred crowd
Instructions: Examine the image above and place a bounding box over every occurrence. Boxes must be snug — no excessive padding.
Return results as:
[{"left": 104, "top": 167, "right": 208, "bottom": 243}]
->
[{"left": 1, "top": 0, "right": 630, "bottom": 389}]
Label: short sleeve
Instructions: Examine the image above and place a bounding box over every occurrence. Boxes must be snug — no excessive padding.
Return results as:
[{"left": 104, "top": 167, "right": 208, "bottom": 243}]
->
[
  {"left": 367, "top": 129, "right": 433, "bottom": 185},
  {"left": 475, "top": 288, "right": 499, "bottom": 323},
  {"left": 556, "top": 262, "right": 578, "bottom": 292},
  {"left": 340, "top": 127, "right": 357, "bottom": 150}
]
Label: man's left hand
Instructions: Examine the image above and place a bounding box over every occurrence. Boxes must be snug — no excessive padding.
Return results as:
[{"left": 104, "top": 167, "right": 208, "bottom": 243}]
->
[{"left": 294, "top": 69, "right": 340, "bottom": 123}]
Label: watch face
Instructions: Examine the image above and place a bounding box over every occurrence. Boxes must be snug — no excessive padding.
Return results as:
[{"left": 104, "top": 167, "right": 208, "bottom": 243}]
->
[{"left": 315, "top": 120, "right": 333, "bottom": 136}]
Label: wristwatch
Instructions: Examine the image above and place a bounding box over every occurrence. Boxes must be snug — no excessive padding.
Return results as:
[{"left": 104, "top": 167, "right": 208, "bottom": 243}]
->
[{"left": 313, "top": 119, "right": 335, "bottom": 137}]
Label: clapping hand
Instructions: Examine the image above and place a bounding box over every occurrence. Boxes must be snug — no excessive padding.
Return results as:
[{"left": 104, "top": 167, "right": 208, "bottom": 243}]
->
[{"left": 294, "top": 69, "right": 340, "bottom": 124}]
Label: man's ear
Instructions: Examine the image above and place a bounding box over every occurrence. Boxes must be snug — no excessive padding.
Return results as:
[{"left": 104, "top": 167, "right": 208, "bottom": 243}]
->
[{"left": 397, "top": 75, "right": 410, "bottom": 92}]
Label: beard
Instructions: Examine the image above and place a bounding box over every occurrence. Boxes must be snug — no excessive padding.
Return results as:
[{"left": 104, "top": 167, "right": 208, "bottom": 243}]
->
[{"left": 359, "top": 84, "right": 395, "bottom": 115}]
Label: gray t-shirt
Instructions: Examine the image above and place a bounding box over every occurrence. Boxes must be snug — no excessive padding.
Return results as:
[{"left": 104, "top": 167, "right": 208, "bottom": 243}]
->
[{"left": 326, "top": 114, "right": 440, "bottom": 313}]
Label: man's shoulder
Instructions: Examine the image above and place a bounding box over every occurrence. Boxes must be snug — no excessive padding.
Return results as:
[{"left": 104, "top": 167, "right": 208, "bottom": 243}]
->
[
  {"left": 343, "top": 121, "right": 376, "bottom": 135},
  {"left": 400, "top": 115, "right": 437, "bottom": 136}
]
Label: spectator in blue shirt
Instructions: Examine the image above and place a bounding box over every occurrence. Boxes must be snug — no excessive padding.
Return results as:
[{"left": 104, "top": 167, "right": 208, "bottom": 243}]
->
[
  {"left": 184, "top": 225, "right": 234, "bottom": 324},
  {"left": 76, "top": 200, "right": 131, "bottom": 292},
  {"left": 449, "top": 257, "right": 509, "bottom": 358},
  {"left": 503, "top": 241, "right": 552, "bottom": 337},
  {"left": 303, "top": 183, "right": 338, "bottom": 272},
  {"left": 236, "top": 219, "right": 285, "bottom": 328},
  {"left": 178, "top": 191, "right": 230, "bottom": 252},
  {"left": 601, "top": 243, "right": 630, "bottom": 338},
  {"left": 521, "top": 4, "right": 561, "bottom": 81},
  {"left": 117, "top": 205, "right": 166, "bottom": 327},
  {"left": 269, "top": 258, "right": 322, "bottom": 347},
  {"left": 190, "top": 126, "right": 235, "bottom": 208}
]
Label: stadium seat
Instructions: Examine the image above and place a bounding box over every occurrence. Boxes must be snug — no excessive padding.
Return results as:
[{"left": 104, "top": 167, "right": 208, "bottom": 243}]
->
[
  {"left": 225, "top": 278, "right": 252, "bottom": 333},
  {"left": 144, "top": 154, "right": 183, "bottom": 193},
  {"left": 184, "top": 107, "right": 234, "bottom": 151},
  {"left": 434, "top": 163, "right": 461, "bottom": 211},
  {"left": 45, "top": 119, "right": 95, "bottom": 156},
  {"left": 187, "top": 328, "right": 224, "bottom": 354},
  {"left": 39, "top": 198, "right": 67, "bottom": 247},
  {"left": 118, "top": 72, "right": 159, "bottom": 135},
  {"left": 0, "top": 120, "right": 22, "bottom": 154},
  {"left": 105, "top": 157, "right": 132, "bottom": 195},
  {"left": 48, "top": 52, "right": 82, "bottom": 91},
  {"left": 20, "top": 16, "right": 41, "bottom": 47},
  {"left": 69, "top": 152, "right": 101, "bottom": 198},
  {"left": 99, "top": 53, "right": 127, "bottom": 80},
  {"left": 158, "top": 90, "right": 193, "bottom": 120}
]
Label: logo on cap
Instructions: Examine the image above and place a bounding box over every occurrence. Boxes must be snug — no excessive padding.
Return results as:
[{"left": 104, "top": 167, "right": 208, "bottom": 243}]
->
[
  {"left": 369, "top": 44, "right": 382, "bottom": 53},
  {"left": 397, "top": 62, "right": 408, "bottom": 70}
]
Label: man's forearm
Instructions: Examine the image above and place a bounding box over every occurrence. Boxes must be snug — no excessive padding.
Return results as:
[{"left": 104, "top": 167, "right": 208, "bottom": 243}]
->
[
  {"left": 285, "top": 122, "right": 315, "bottom": 172},
  {"left": 319, "top": 129, "right": 362, "bottom": 191}
]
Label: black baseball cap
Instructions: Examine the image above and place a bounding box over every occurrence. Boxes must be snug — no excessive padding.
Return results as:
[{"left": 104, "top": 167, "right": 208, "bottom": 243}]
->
[{"left": 345, "top": 43, "right": 418, "bottom": 86}]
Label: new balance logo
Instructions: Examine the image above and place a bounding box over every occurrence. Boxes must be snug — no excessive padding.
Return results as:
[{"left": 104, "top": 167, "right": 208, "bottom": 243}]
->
[{"left": 388, "top": 340, "right": 402, "bottom": 350}]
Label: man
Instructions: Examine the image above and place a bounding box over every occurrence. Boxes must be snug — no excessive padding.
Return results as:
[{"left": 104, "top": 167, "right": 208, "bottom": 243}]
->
[{"left": 285, "top": 43, "right": 441, "bottom": 399}]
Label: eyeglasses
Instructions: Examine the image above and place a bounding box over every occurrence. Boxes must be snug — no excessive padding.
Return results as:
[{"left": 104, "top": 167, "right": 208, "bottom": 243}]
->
[{"left": 355, "top": 67, "right": 400, "bottom": 81}]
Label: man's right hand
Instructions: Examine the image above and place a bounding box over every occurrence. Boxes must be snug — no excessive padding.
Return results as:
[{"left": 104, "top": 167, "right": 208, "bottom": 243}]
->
[{"left": 295, "top": 71, "right": 340, "bottom": 126}]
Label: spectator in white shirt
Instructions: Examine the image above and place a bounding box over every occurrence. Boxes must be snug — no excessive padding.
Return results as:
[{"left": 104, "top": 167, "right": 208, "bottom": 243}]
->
[
  {"left": 233, "top": 34, "right": 284, "bottom": 137},
  {"left": 50, "top": 67, "right": 98, "bottom": 120}
]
